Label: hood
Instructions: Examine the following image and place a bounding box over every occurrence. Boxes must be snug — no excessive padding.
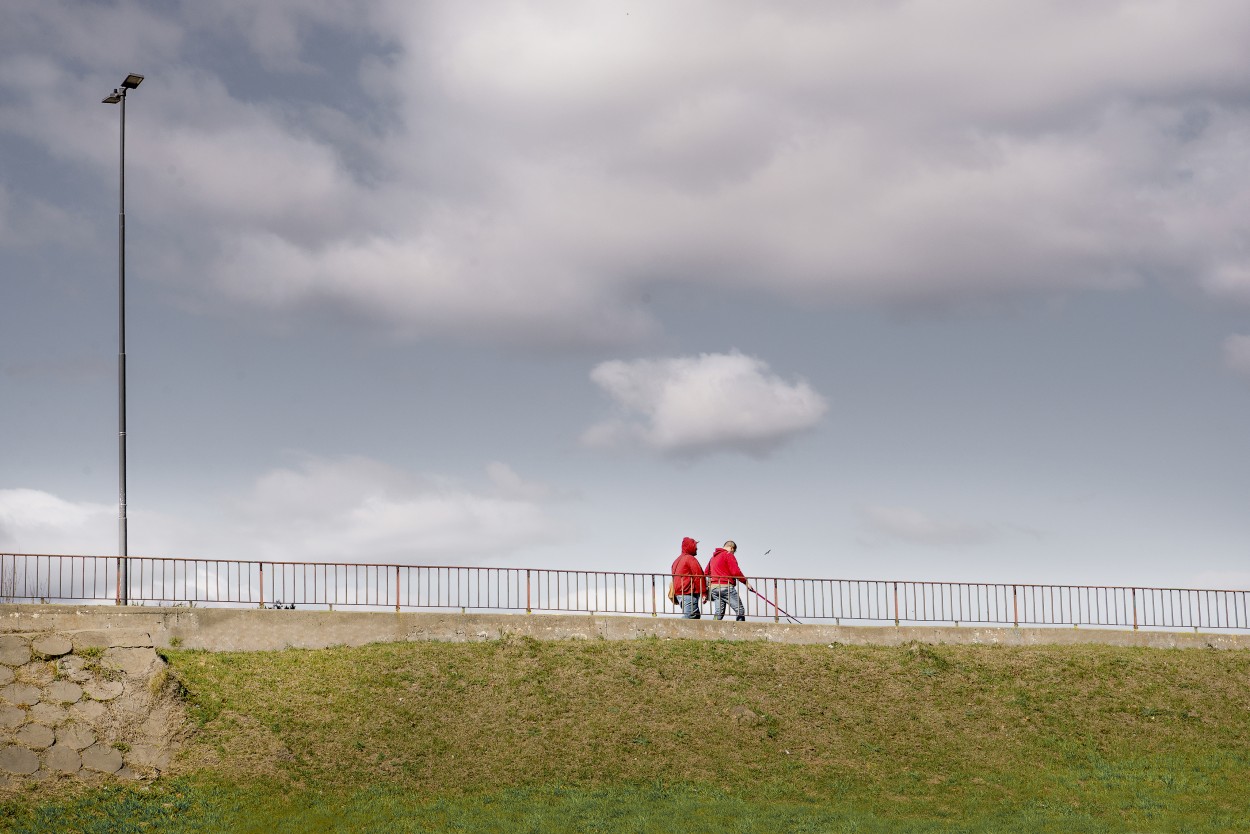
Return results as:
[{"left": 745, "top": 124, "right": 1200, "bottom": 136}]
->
[
  {"left": 711, "top": 547, "right": 731, "bottom": 561},
  {"left": 681, "top": 537, "right": 698, "bottom": 556}
]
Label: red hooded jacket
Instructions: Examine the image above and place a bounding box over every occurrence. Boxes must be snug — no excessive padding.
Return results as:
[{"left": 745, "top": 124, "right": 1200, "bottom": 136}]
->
[
  {"left": 705, "top": 547, "right": 747, "bottom": 586},
  {"left": 670, "top": 537, "right": 707, "bottom": 596}
]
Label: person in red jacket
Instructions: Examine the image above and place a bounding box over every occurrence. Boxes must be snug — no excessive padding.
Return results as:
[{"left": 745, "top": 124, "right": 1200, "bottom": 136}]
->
[
  {"left": 670, "top": 536, "right": 707, "bottom": 619},
  {"left": 705, "top": 540, "right": 751, "bottom": 621}
]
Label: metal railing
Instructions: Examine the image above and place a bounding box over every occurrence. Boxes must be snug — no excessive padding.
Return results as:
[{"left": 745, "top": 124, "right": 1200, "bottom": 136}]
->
[{"left": 1, "top": 552, "right": 1247, "bottom": 631}]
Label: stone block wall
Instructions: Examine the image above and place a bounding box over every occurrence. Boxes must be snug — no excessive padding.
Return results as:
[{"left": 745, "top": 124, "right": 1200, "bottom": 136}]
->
[{"left": 0, "top": 629, "right": 185, "bottom": 789}]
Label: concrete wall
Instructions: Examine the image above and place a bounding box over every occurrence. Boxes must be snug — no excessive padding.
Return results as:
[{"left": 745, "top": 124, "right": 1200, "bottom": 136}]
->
[{"left": 1, "top": 605, "right": 1247, "bottom": 652}]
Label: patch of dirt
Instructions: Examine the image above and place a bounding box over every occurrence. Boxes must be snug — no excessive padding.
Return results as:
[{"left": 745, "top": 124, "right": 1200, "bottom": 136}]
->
[{"left": 173, "top": 711, "right": 294, "bottom": 781}]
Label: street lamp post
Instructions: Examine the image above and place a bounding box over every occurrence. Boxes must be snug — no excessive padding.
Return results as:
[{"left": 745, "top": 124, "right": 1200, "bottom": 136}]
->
[{"left": 102, "top": 73, "right": 143, "bottom": 606}]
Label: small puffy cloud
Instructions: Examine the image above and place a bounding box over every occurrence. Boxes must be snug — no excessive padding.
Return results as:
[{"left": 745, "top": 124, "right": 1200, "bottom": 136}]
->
[
  {"left": 859, "top": 505, "right": 999, "bottom": 548},
  {"left": 583, "top": 351, "right": 827, "bottom": 458},
  {"left": 1222, "top": 334, "right": 1250, "bottom": 378}
]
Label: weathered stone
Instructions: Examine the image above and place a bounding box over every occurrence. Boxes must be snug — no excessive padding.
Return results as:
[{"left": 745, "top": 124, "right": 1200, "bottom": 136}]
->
[
  {"left": 81, "top": 744, "right": 123, "bottom": 774},
  {"left": 126, "top": 743, "right": 171, "bottom": 771},
  {"left": 57, "top": 724, "right": 96, "bottom": 751},
  {"left": 83, "top": 680, "right": 123, "bottom": 701},
  {"left": 46, "top": 681, "right": 83, "bottom": 705},
  {"left": 44, "top": 744, "right": 81, "bottom": 774},
  {"left": 72, "top": 630, "right": 154, "bottom": 651},
  {"left": 0, "top": 636, "right": 30, "bottom": 667},
  {"left": 110, "top": 691, "right": 151, "bottom": 724},
  {"left": 0, "top": 667, "right": 14, "bottom": 686},
  {"left": 103, "top": 647, "right": 159, "bottom": 678},
  {"left": 0, "top": 706, "right": 24, "bottom": 730},
  {"left": 140, "top": 706, "right": 174, "bottom": 742},
  {"left": 57, "top": 655, "right": 93, "bottom": 683},
  {"left": 15, "top": 723, "right": 54, "bottom": 750},
  {"left": 72, "top": 700, "right": 106, "bottom": 723},
  {"left": 115, "top": 766, "right": 142, "bottom": 781},
  {"left": 29, "top": 703, "right": 68, "bottom": 726},
  {"left": 31, "top": 635, "right": 73, "bottom": 658},
  {"left": 0, "top": 684, "right": 40, "bottom": 706},
  {"left": 0, "top": 745, "right": 39, "bottom": 775}
]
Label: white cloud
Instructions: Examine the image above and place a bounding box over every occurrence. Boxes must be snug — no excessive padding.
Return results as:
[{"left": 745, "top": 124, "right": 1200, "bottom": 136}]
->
[
  {"left": 208, "top": 231, "right": 658, "bottom": 345},
  {"left": 859, "top": 505, "right": 1000, "bottom": 549},
  {"left": 486, "top": 462, "right": 554, "bottom": 502},
  {"left": 6, "top": 2, "right": 1250, "bottom": 344},
  {"left": 0, "top": 489, "right": 114, "bottom": 555},
  {"left": 583, "top": 351, "right": 827, "bottom": 458},
  {"left": 1222, "top": 334, "right": 1250, "bottom": 378},
  {"left": 0, "top": 458, "right": 566, "bottom": 565},
  {"left": 222, "top": 456, "right": 567, "bottom": 563}
]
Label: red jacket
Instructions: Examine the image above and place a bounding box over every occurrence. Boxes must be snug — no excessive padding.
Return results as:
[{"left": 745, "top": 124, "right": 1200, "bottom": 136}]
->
[
  {"left": 671, "top": 537, "right": 707, "bottom": 596},
  {"left": 705, "top": 547, "right": 747, "bottom": 586}
]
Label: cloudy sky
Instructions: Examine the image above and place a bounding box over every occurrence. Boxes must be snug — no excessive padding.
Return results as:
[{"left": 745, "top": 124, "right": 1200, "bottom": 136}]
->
[{"left": 2, "top": 1, "right": 1249, "bottom": 591}]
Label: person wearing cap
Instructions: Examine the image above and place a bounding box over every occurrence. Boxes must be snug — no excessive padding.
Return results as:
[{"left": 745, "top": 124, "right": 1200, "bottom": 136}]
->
[
  {"left": 670, "top": 536, "right": 708, "bottom": 619},
  {"left": 705, "top": 540, "right": 751, "bottom": 621}
]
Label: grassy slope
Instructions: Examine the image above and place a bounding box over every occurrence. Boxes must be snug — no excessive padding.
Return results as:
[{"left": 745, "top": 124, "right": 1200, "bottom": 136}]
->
[{"left": 4, "top": 637, "right": 1250, "bottom": 832}]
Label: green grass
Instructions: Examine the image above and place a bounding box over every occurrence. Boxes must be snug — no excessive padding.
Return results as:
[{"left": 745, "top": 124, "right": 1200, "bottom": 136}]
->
[
  {"left": 12, "top": 777, "right": 1226, "bottom": 834},
  {"left": 3, "top": 638, "right": 1249, "bottom": 832}
]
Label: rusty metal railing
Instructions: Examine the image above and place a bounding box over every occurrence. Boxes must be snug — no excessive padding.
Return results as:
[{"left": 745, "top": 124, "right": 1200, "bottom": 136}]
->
[{"left": 0, "top": 552, "right": 1247, "bottom": 631}]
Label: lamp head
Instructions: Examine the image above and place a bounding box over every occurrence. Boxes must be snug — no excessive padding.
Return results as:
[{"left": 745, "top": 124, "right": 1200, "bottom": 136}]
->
[
  {"left": 121, "top": 74, "right": 144, "bottom": 89},
  {"left": 102, "top": 90, "right": 122, "bottom": 105}
]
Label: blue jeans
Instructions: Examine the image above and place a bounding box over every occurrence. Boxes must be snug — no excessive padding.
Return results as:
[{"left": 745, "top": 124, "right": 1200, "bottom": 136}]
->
[
  {"left": 710, "top": 585, "right": 745, "bottom": 620},
  {"left": 679, "top": 594, "right": 702, "bottom": 619}
]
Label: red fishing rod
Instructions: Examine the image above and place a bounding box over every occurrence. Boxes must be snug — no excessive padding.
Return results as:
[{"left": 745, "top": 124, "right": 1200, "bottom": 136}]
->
[
  {"left": 747, "top": 586, "right": 801, "bottom": 624},
  {"left": 747, "top": 550, "right": 802, "bottom": 624}
]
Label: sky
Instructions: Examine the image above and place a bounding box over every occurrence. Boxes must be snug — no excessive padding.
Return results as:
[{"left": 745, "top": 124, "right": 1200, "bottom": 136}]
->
[{"left": 2, "top": 1, "right": 1249, "bottom": 592}]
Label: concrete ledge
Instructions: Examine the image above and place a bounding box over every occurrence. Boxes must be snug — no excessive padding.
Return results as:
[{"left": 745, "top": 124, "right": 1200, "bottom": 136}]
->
[{"left": 0, "top": 605, "right": 1247, "bottom": 652}]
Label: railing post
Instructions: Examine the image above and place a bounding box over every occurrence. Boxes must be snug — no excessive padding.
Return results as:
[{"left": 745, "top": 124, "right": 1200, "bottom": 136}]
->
[
  {"left": 651, "top": 574, "right": 657, "bottom": 617},
  {"left": 893, "top": 581, "right": 899, "bottom": 627},
  {"left": 395, "top": 565, "right": 401, "bottom": 612},
  {"left": 526, "top": 569, "right": 532, "bottom": 614},
  {"left": 259, "top": 562, "right": 265, "bottom": 609},
  {"left": 1132, "top": 588, "right": 1138, "bottom": 631},
  {"left": 773, "top": 578, "right": 780, "bottom": 623},
  {"left": 1012, "top": 585, "right": 1018, "bottom": 628}
]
